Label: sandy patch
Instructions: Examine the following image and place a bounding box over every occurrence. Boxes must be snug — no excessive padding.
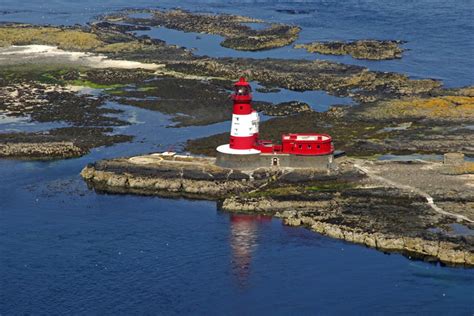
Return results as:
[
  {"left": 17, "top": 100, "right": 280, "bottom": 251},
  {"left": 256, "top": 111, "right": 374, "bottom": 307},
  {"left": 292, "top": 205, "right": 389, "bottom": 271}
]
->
[{"left": 0, "top": 45, "right": 161, "bottom": 70}]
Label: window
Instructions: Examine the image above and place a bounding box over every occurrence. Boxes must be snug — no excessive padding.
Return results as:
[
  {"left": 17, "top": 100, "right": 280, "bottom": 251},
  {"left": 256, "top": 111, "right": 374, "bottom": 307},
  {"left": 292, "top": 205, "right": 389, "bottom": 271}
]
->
[
  {"left": 298, "top": 145, "right": 302, "bottom": 149},
  {"left": 307, "top": 145, "right": 312, "bottom": 149},
  {"left": 317, "top": 145, "right": 320, "bottom": 149},
  {"left": 235, "top": 86, "right": 250, "bottom": 95}
]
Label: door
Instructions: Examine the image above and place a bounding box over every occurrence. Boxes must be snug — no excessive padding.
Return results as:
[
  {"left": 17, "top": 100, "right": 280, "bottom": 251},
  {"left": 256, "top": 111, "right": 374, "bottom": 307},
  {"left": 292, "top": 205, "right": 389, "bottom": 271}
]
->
[{"left": 272, "top": 157, "right": 279, "bottom": 166}]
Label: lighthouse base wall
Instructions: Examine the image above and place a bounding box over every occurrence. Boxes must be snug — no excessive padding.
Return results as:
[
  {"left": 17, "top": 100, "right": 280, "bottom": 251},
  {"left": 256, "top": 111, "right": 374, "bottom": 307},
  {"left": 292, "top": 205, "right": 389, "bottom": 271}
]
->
[
  {"left": 216, "top": 152, "right": 334, "bottom": 170},
  {"left": 215, "top": 152, "right": 266, "bottom": 170}
]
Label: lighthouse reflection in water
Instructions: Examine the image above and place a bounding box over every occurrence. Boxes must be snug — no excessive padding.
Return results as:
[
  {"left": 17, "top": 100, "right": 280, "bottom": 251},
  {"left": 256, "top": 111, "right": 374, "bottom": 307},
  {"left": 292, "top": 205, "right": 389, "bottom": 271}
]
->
[{"left": 229, "top": 214, "right": 272, "bottom": 286}]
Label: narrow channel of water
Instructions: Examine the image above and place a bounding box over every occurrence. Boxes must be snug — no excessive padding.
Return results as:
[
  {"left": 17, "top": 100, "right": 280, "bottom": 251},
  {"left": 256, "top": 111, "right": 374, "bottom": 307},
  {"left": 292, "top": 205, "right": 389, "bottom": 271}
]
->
[{"left": 250, "top": 81, "right": 353, "bottom": 111}]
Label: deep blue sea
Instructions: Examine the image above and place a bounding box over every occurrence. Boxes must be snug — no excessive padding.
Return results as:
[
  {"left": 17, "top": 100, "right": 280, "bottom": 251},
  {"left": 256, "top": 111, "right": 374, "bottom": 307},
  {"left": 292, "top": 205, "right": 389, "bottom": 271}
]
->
[{"left": 1, "top": 1, "right": 473, "bottom": 314}]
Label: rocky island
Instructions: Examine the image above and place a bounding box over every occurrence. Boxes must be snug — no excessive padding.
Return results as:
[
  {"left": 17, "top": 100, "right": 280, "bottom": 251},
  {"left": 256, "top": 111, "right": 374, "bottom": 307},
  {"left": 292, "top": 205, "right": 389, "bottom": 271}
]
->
[{"left": 295, "top": 40, "right": 405, "bottom": 60}]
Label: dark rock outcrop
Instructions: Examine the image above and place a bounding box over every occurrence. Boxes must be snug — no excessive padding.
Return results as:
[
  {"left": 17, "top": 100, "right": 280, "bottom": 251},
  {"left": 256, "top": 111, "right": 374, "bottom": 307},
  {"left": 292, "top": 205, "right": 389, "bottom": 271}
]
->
[{"left": 295, "top": 40, "right": 405, "bottom": 60}]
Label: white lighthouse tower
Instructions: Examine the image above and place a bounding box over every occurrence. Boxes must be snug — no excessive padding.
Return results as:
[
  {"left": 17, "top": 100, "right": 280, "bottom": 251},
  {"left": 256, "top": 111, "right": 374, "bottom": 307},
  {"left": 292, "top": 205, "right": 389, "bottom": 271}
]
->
[{"left": 217, "top": 77, "right": 261, "bottom": 155}]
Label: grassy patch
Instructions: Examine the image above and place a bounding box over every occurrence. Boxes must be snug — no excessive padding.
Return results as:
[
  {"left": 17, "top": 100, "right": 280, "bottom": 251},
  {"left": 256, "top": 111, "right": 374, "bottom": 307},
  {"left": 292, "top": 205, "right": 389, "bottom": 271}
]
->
[
  {"left": 38, "top": 73, "right": 64, "bottom": 84},
  {"left": 108, "top": 89, "right": 126, "bottom": 95},
  {"left": 137, "top": 86, "right": 156, "bottom": 92},
  {"left": 305, "top": 182, "right": 356, "bottom": 191},
  {"left": 242, "top": 181, "right": 358, "bottom": 199},
  {"left": 0, "top": 26, "right": 103, "bottom": 51},
  {"left": 0, "top": 65, "right": 84, "bottom": 83},
  {"left": 94, "top": 41, "right": 147, "bottom": 53},
  {"left": 244, "top": 186, "right": 301, "bottom": 198},
  {"left": 444, "top": 162, "right": 474, "bottom": 175},
  {"left": 362, "top": 95, "right": 474, "bottom": 120}
]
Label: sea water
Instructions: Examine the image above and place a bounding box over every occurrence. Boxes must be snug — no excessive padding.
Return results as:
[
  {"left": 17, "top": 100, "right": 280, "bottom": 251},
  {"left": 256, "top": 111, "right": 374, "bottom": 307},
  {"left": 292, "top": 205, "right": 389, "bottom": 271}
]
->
[{"left": 1, "top": 1, "right": 473, "bottom": 314}]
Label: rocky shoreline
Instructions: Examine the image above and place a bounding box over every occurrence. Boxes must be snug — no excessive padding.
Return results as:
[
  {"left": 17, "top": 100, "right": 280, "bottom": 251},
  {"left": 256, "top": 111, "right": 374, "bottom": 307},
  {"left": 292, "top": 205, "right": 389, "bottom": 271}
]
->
[
  {"left": 280, "top": 211, "right": 473, "bottom": 266},
  {"left": 0, "top": 141, "right": 84, "bottom": 159},
  {"left": 0, "top": 79, "right": 133, "bottom": 159},
  {"left": 0, "top": 128, "right": 132, "bottom": 159},
  {"left": 81, "top": 153, "right": 283, "bottom": 197},
  {"left": 80, "top": 153, "right": 474, "bottom": 267}
]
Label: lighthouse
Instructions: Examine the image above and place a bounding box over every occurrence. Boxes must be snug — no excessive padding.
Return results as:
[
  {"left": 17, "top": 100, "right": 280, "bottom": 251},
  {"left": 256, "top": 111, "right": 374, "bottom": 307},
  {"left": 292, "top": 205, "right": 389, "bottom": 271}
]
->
[
  {"left": 216, "top": 76, "right": 337, "bottom": 170},
  {"left": 216, "top": 77, "right": 261, "bottom": 155}
]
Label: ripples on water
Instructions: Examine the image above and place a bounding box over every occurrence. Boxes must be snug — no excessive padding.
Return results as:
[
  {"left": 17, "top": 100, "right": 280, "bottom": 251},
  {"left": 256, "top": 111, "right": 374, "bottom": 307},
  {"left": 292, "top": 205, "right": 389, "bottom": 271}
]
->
[{"left": 1, "top": 0, "right": 473, "bottom": 314}]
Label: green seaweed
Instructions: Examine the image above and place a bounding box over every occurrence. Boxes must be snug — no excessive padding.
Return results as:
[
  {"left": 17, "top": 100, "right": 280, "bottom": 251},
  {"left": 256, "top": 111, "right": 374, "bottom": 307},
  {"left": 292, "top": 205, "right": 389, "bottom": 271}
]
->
[
  {"left": 305, "top": 182, "right": 356, "bottom": 192},
  {"left": 38, "top": 73, "right": 64, "bottom": 84},
  {"left": 69, "top": 80, "right": 126, "bottom": 90},
  {"left": 108, "top": 89, "right": 126, "bottom": 95},
  {"left": 137, "top": 86, "right": 156, "bottom": 92},
  {"left": 243, "top": 186, "right": 301, "bottom": 198}
]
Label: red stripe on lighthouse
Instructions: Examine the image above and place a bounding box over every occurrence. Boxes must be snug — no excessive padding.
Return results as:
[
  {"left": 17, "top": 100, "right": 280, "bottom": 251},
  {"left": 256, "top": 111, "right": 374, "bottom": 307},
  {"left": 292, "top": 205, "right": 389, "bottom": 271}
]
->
[
  {"left": 230, "top": 135, "right": 256, "bottom": 149},
  {"left": 233, "top": 103, "right": 252, "bottom": 115}
]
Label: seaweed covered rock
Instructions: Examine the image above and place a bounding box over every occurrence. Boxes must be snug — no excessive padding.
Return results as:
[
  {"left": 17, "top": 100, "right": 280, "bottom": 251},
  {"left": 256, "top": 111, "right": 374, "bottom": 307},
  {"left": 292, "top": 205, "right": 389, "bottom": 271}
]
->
[
  {"left": 253, "top": 101, "right": 312, "bottom": 116},
  {"left": 103, "top": 9, "right": 301, "bottom": 51},
  {"left": 295, "top": 40, "right": 405, "bottom": 60}
]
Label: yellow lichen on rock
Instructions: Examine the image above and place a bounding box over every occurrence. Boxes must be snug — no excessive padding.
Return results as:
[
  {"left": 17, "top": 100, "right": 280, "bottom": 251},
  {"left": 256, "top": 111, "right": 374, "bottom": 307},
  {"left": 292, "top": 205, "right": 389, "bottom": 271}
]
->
[
  {"left": 362, "top": 93, "right": 474, "bottom": 120},
  {"left": 95, "top": 41, "right": 147, "bottom": 53},
  {"left": 0, "top": 26, "right": 104, "bottom": 50},
  {"left": 446, "top": 162, "right": 474, "bottom": 175},
  {"left": 400, "top": 96, "right": 473, "bottom": 118}
]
